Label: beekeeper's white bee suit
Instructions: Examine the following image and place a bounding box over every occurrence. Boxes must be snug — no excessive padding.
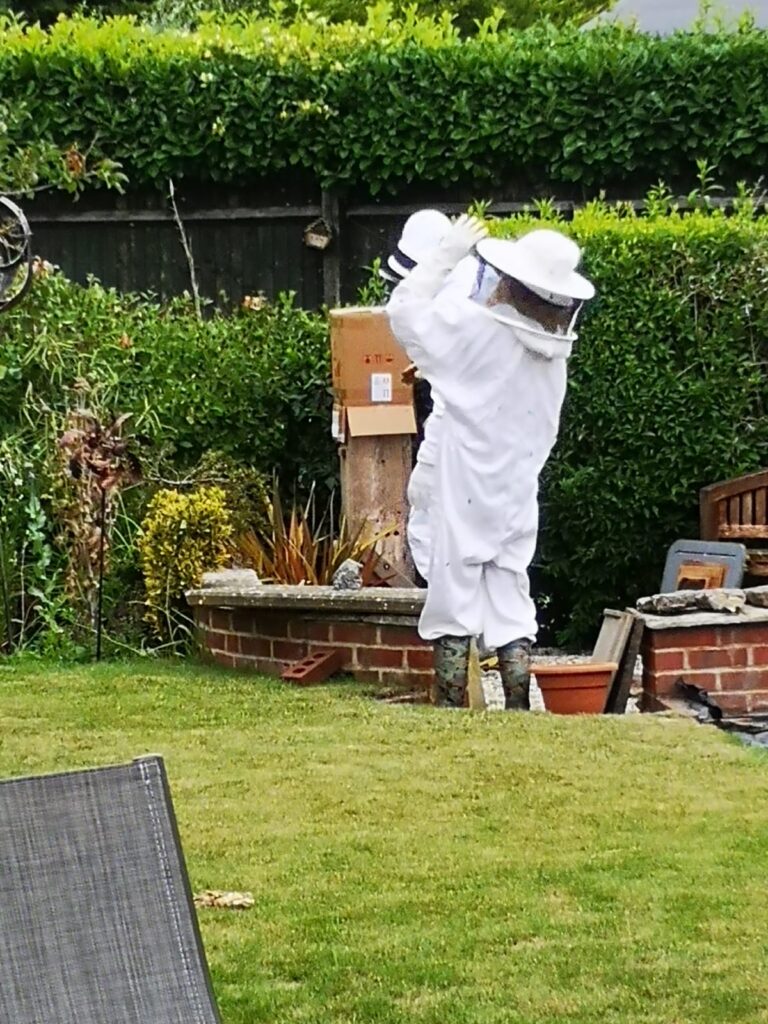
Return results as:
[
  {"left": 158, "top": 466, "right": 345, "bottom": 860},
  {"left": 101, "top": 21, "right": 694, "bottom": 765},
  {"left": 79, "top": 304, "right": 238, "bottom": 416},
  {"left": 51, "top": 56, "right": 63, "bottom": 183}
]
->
[{"left": 387, "top": 219, "right": 594, "bottom": 708}]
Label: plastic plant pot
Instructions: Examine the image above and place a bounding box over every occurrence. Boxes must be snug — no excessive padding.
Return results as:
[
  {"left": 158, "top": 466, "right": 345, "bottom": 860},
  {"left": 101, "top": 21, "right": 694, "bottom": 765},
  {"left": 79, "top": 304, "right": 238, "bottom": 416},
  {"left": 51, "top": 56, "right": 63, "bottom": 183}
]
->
[{"left": 531, "top": 662, "right": 617, "bottom": 715}]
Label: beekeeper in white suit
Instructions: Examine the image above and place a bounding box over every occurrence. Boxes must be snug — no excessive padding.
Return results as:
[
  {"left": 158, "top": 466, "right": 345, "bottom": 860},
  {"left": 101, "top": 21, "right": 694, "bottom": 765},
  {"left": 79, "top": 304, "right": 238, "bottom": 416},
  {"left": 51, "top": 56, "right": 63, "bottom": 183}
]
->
[
  {"left": 387, "top": 217, "right": 595, "bottom": 709},
  {"left": 380, "top": 211, "right": 497, "bottom": 582}
]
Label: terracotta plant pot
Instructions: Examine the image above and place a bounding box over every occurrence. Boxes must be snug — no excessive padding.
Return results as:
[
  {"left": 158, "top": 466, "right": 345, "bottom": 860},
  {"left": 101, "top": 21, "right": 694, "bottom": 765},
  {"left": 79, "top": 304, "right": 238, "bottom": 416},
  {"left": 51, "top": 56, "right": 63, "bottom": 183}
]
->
[{"left": 531, "top": 662, "right": 617, "bottom": 715}]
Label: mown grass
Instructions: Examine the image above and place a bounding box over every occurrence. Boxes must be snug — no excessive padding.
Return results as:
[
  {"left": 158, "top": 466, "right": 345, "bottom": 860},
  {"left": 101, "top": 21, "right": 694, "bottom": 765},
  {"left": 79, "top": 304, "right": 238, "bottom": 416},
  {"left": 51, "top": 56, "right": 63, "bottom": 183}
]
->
[{"left": 1, "top": 657, "right": 767, "bottom": 1023}]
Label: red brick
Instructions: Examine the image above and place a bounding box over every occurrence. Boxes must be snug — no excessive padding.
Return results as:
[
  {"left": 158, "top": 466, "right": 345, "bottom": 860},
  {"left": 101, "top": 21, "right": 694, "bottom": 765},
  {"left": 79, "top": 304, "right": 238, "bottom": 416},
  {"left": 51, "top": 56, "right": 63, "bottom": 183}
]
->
[
  {"left": 239, "top": 635, "right": 272, "bottom": 657},
  {"left": 711, "top": 691, "right": 750, "bottom": 715},
  {"left": 357, "top": 646, "right": 405, "bottom": 669},
  {"left": 379, "top": 670, "right": 417, "bottom": 688},
  {"left": 714, "top": 624, "right": 768, "bottom": 647},
  {"left": 195, "top": 607, "right": 211, "bottom": 627},
  {"left": 331, "top": 622, "right": 379, "bottom": 645},
  {"left": 407, "top": 671, "right": 433, "bottom": 692},
  {"left": 745, "top": 690, "right": 768, "bottom": 712},
  {"left": 258, "top": 613, "right": 291, "bottom": 639},
  {"left": 224, "top": 632, "right": 240, "bottom": 654},
  {"left": 407, "top": 647, "right": 434, "bottom": 670},
  {"left": 203, "top": 630, "right": 228, "bottom": 652},
  {"left": 273, "top": 640, "right": 307, "bottom": 662},
  {"left": 730, "top": 646, "right": 750, "bottom": 668},
  {"left": 650, "top": 627, "right": 718, "bottom": 650},
  {"left": 750, "top": 646, "right": 768, "bottom": 666},
  {"left": 645, "top": 649, "right": 684, "bottom": 673},
  {"left": 294, "top": 619, "right": 332, "bottom": 642},
  {"left": 230, "top": 610, "right": 256, "bottom": 635},
  {"left": 353, "top": 669, "right": 382, "bottom": 685},
  {"left": 718, "top": 668, "right": 768, "bottom": 692},
  {"left": 310, "top": 644, "right": 355, "bottom": 671},
  {"left": 210, "top": 609, "right": 231, "bottom": 632},
  {"left": 685, "top": 647, "right": 731, "bottom": 671},
  {"left": 379, "top": 625, "right": 425, "bottom": 647},
  {"left": 212, "top": 651, "right": 237, "bottom": 669},
  {"left": 282, "top": 649, "right": 345, "bottom": 685},
  {"left": 653, "top": 670, "right": 718, "bottom": 696}
]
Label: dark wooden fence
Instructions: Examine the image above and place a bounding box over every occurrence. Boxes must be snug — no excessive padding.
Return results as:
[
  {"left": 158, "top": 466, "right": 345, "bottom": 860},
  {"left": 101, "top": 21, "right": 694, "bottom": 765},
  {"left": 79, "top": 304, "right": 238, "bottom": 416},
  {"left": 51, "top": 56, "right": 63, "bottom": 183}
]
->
[
  {"left": 26, "top": 185, "right": 749, "bottom": 309},
  {"left": 23, "top": 185, "right": 589, "bottom": 309}
]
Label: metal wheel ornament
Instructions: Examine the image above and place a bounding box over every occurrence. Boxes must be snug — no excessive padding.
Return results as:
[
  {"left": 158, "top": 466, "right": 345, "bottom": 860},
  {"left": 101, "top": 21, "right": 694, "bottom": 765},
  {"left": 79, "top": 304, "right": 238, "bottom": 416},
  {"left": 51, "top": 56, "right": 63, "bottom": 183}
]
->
[{"left": 0, "top": 197, "right": 32, "bottom": 313}]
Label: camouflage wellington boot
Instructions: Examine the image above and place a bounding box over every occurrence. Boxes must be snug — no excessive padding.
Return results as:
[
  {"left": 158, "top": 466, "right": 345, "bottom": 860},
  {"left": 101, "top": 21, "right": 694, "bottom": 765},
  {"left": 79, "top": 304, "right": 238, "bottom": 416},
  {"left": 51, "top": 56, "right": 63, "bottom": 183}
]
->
[
  {"left": 497, "top": 639, "right": 532, "bottom": 711},
  {"left": 432, "top": 635, "right": 471, "bottom": 708}
]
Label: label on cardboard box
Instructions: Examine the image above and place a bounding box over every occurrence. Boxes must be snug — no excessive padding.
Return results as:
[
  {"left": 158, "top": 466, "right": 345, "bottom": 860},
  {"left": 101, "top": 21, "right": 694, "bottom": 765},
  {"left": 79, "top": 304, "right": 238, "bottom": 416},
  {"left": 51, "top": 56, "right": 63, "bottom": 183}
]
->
[{"left": 370, "top": 373, "right": 392, "bottom": 403}]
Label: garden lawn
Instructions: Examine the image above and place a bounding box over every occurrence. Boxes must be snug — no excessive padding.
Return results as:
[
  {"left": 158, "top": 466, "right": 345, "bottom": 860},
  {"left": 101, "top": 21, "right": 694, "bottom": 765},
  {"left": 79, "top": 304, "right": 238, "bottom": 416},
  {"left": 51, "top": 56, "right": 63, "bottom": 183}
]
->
[{"left": 1, "top": 659, "right": 767, "bottom": 1024}]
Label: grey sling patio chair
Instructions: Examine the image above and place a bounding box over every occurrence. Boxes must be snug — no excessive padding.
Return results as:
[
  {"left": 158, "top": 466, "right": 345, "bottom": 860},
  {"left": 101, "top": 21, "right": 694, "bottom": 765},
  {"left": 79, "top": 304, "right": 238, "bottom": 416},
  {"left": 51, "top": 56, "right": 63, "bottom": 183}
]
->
[{"left": 0, "top": 754, "right": 222, "bottom": 1024}]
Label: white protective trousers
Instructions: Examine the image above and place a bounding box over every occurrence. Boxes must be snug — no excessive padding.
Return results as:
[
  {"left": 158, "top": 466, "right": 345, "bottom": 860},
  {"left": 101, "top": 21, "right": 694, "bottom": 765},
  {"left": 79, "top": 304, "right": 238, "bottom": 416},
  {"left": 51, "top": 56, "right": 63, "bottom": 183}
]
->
[{"left": 388, "top": 283, "right": 568, "bottom": 648}]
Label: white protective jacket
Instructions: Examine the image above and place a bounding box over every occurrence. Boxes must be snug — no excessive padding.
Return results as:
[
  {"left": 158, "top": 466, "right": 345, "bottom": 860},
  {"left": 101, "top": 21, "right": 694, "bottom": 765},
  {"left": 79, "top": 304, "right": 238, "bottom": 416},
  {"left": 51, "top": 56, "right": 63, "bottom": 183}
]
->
[
  {"left": 388, "top": 252, "right": 569, "bottom": 647},
  {"left": 405, "top": 256, "right": 489, "bottom": 580}
]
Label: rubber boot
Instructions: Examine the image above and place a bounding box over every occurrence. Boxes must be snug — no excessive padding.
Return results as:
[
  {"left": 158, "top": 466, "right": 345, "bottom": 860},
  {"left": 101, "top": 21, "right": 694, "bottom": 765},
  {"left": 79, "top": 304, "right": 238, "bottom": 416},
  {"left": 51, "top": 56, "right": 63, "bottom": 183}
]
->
[
  {"left": 432, "top": 635, "right": 471, "bottom": 708},
  {"left": 497, "top": 639, "right": 532, "bottom": 711}
]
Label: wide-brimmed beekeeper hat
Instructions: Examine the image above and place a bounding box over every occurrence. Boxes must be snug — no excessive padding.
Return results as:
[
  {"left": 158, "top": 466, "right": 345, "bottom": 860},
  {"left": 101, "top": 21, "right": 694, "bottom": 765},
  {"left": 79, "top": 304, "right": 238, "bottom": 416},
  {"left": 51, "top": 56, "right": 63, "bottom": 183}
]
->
[
  {"left": 476, "top": 230, "right": 595, "bottom": 303},
  {"left": 387, "top": 209, "right": 452, "bottom": 278}
]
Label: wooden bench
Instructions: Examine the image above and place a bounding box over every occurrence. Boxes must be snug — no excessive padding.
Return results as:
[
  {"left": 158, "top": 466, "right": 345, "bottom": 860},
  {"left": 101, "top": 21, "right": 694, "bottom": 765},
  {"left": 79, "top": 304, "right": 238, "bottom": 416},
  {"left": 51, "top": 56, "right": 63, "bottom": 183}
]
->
[{"left": 700, "top": 469, "right": 768, "bottom": 577}]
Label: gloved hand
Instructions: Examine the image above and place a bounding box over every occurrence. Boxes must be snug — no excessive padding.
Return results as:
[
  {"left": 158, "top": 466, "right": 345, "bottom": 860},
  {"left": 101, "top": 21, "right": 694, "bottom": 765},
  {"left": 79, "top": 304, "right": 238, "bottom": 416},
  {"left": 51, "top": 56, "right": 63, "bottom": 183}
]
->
[
  {"left": 407, "top": 460, "right": 435, "bottom": 512},
  {"left": 438, "top": 214, "right": 489, "bottom": 268},
  {"left": 390, "top": 215, "right": 488, "bottom": 305}
]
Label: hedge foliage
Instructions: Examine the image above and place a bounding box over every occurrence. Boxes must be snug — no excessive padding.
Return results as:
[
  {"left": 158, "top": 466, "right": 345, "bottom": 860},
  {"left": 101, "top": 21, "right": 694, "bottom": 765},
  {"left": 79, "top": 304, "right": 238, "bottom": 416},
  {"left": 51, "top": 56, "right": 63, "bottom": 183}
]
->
[
  {"left": 2, "top": 13, "right": 768, "bottom": 194},
  {"left": 1, "top": 0, "right": 605, "bottom": 35},
  {"left": 0, "top": 275, "right": 335, "bottom": 490},
  {"left": 494, "top": 201, "right": 768, "bottom": 643}
]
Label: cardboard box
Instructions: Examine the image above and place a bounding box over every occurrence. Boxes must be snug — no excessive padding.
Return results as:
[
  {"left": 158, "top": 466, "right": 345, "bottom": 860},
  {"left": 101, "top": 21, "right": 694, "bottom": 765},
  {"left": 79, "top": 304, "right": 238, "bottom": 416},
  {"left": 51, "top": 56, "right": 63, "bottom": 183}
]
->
[{"left": 329, "top": 306, "right": 416, "bottom": 438}]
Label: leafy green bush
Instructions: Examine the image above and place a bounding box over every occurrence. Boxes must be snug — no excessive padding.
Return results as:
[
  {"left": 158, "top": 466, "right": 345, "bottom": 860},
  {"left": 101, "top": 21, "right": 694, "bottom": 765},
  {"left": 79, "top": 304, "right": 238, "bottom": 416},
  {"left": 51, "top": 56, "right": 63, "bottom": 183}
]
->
[
  {"left": 138, "top": 485, "right": 233, "bottom": 639},
  {"left": 493, "top": 200, "right": 768, "bottom": 644},
  {"left": 0, "top": 274, "right": 335, "bottom": 489},
  {"left": 1, "top": 13, "right": 767, "bottom": 195}
]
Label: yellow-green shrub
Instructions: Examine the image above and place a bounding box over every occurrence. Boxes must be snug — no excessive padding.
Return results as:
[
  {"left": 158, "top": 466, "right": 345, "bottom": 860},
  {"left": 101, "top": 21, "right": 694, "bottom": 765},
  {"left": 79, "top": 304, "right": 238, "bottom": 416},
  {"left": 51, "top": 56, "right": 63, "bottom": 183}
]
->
[{"left": 138, "top": 486, "right": 233, "bottom": 638}]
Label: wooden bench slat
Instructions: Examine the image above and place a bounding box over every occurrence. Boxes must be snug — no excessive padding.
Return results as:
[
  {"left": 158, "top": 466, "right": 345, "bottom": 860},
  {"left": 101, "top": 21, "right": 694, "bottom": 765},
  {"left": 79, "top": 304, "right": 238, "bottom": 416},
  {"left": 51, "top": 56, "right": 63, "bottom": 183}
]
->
[
  {"left": 757, "top": 488, "right": 767, "bottom": 524},
  {"left": 718, "top": 524, "right": 768, "bottom": 539},
  {"left": 743, "top": 491, "right": 754, "bottom": 525}
]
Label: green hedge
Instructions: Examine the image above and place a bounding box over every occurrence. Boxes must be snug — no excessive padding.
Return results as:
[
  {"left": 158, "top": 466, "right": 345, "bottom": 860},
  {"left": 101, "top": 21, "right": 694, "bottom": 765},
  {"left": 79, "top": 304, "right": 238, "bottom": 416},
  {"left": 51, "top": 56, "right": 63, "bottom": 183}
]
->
[
  {"left": 494, "top": 203, "right": 768, "bottom": 643},
  {"left": 2, "top": 14, "right": 768, "bottom": 194}
]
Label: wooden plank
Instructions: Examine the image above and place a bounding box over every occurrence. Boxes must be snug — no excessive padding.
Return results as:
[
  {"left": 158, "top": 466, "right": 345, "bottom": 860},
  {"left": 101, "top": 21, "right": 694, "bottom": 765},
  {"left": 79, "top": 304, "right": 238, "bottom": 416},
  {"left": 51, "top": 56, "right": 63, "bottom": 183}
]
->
[
  {"left": 321, "top": 188, "right": 342, "bottom": 309},
  {"left": 728, "top": 496, "right": 740, "bottom": 526},
  {"left": 26, "top": 206, "right": 321, "bottom": 224},
  {"left": 592, "top": 608, "right": 635, "bottom": 712},
  {"left": 467, "top": 639, "right": 485, "bottom": 710},
  {"left": 604, "top": 614, "right": 644, "bottom": 714},
  {"left": 592, "top": 608, "right": 634, "bottom": 665},
  {"left": 720, "top": 524, "right": 768, "bottom": 539},
  {"left": 756, "top": 488, "right": 767, "bottom": 525},
  {"left": 743, "top": 490, "right": 755, "bottom": 525},
  {"left": 339, "top": 433, "right": 415, "bottom": 582}
]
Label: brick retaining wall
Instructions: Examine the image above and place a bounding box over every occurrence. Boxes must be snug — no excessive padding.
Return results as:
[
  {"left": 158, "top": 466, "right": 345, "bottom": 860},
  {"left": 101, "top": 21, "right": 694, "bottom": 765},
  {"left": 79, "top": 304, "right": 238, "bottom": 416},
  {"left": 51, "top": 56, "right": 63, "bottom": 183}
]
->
[
  {"left": 187, "top": 583, "right": 431, "bottom": 693},
  {"left": 641, "top": 609, "right": 768, "bottom": 715}
]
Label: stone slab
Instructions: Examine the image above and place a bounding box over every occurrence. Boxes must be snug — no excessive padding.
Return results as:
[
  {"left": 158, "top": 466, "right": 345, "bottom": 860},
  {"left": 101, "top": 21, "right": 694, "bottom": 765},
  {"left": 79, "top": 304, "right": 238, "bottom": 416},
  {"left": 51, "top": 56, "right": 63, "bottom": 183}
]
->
[
  {"left": 186, "top": 583, "right": 426, "bottom": 616},
  {"left": 637, "top": 603, "right": 768, "bottom": 631}
]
